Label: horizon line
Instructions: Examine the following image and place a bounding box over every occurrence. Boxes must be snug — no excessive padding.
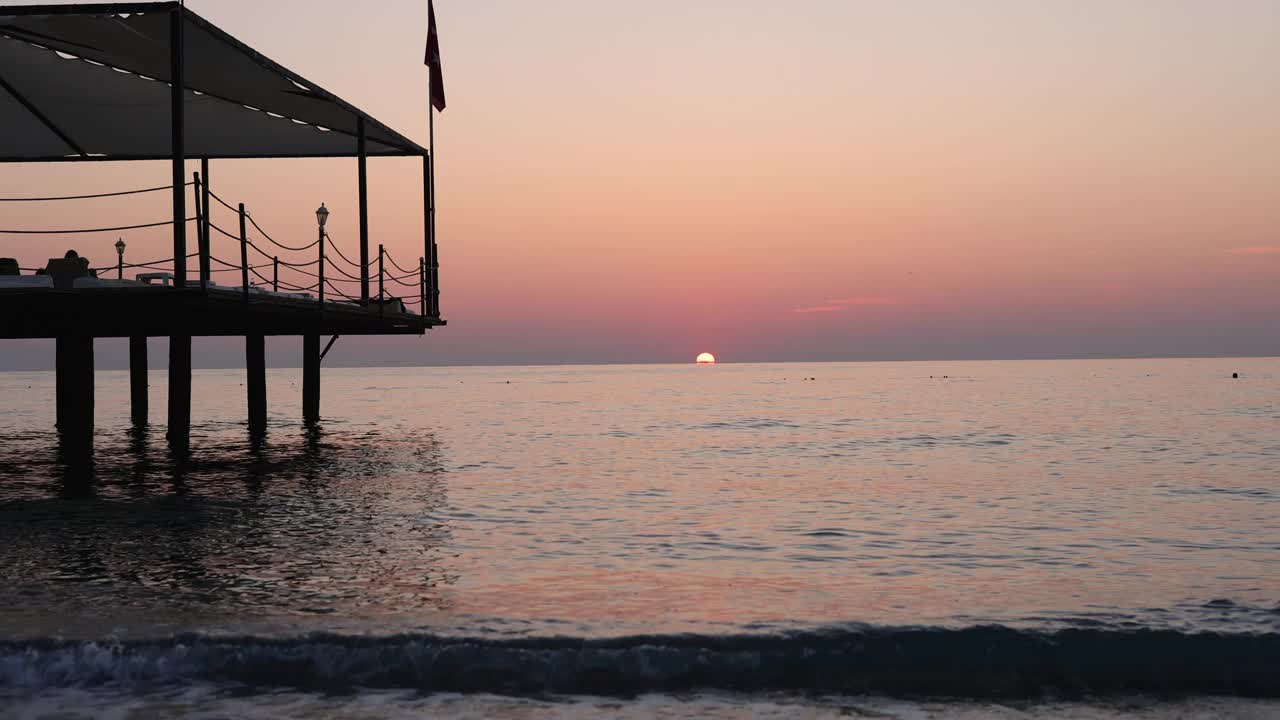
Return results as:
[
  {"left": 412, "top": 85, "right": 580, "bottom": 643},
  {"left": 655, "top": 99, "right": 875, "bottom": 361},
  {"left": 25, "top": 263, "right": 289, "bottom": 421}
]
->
[{"left": 0, "top": 353, "right": 1276, "bottom": 374}]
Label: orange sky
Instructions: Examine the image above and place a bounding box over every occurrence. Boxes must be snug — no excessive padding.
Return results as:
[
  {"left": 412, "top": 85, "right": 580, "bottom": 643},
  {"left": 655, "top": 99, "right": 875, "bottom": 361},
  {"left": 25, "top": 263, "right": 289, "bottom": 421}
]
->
[{"left": 2, "top": 0, "right": 1278, "bottom": 367}]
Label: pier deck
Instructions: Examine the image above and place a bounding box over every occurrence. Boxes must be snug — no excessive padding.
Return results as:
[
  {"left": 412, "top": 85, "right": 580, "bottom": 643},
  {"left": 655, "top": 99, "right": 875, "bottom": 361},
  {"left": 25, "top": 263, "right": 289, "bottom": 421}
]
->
[{"left": 0, "top": 286, "right": 441, "bottom": 339}]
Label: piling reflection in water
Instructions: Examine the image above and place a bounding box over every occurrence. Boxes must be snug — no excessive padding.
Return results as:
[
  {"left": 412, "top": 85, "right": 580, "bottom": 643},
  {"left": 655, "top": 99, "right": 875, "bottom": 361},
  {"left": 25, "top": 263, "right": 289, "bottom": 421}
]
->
[{"left": 0, "top": 420, "right": 453, "bottom": 636}]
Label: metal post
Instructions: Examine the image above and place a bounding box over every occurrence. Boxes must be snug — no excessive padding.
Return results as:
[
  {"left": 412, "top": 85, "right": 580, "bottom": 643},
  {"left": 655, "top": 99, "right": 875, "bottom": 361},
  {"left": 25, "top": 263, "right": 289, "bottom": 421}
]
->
[
  {"left": 427, "top": 154, "right": 437, "bottom": 313},
  {"left": 318, "top": 226, "right": 325, "bottom": 309},
  {"left": 431, "top": 240, "right": 439, "bottom": 317},
  {"left": 169, "top": 6, "right": 185, "bottom": 288},
  {"left": 378, "top": 244, "right": 385, "bottom": 319},
  {"left": 200, "top": 158, "right": 211, "bottom": 289},
  {"left": 429, "top": 101, "right": 439, "bottom": 317},
  {"left": 239, "top": 204, "right": 249, "bottom": 303},
  {"left": 169, "top": 12, "right": 192, "bottom": 455},
  {"left": 192, "top": 172, "right": 206, "bottom": 292},
  {"left": 358, "top": 116, "right": 370, "bottom": 304},
  {"left": 129, "top": 336, "right": 147, "bottom": 426},
  {"left": 117, "top": 254, "right": 123, "bottom": 280},
  {"left": 273, "top": 256, "right": 279, "bottom": 292},
  {"left": 419, "top": 256, "right": 425, "bottom": 320}
]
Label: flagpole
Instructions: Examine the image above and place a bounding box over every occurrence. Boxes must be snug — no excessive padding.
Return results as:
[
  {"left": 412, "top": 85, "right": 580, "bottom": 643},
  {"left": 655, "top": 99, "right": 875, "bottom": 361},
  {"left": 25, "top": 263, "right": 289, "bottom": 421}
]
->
[
  {"left": 429, "top": 87, "right": 437, "bottom": 317},
  {"left": 424, "top": 0, "right": 443, "bottom": 319}
]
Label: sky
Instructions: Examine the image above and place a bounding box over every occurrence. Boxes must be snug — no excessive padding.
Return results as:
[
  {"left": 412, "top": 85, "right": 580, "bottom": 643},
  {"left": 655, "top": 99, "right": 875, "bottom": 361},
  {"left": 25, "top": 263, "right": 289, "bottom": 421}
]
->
[{"left": 1, "top": 0, "right": 1278, "bottom": 368}]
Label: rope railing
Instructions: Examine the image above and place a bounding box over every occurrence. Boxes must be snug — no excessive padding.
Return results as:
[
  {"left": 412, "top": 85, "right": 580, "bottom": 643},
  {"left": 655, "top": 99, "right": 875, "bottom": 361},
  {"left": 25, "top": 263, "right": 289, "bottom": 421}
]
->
[
  {"left": 247, "top": 213, "right": 320, "bottom": 253},
  {"left": 383, "top": 251, "right": 416, "bottom": 275},
  {"left": 249, "top": 265, "right": 314, "bottom": 293},
  {"left": 325, "top": 259, "right": 365, "bottom": 282},
  {"left": 203, "top": 199, "right": 430, "bottom": 314},
  {"left": 209, "top": 188, "right": 324, "bottom": 254},
  {"left": 0, "top": 181, "right": 194, "bottom": 203},
  {"left": 205, "top": 189, "right": 240, "bottom": 214},
  {"left": 209, "top": 255, "right": 270, "bottom": 273},
  {"left": 4, "top": 178, "right": 435, "bottom": 320},
  {"left": 323, "top": 235, "right": 374, "bottom": 270},
  {"left": 89, "top": 252, "right": 199, "bottom": 274},
  {"left": 386, "top": 273, "right": 421, "bottom": 289},
  {"left": 0, "top": 217, "right": 197, "bottom": 235},
  {"left": 207, "top": 220, "right": 320, "bottom": 269},
  {"left": 323, "top": 278, "right": 360, "bottom": 302}
]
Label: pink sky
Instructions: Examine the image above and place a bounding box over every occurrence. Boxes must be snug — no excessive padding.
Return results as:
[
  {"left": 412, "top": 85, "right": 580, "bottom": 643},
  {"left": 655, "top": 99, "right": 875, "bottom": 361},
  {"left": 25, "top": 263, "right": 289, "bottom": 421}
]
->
[{"left": 2, "top": 0, "right": 1278, "bottom": 367}]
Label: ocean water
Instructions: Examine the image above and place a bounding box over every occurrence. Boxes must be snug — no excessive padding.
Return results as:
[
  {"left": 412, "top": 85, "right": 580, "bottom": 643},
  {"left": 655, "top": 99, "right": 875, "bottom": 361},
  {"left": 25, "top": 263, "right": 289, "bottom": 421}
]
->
[{"left": 0, "top": 357, "right": 1277, "bottom": 717}]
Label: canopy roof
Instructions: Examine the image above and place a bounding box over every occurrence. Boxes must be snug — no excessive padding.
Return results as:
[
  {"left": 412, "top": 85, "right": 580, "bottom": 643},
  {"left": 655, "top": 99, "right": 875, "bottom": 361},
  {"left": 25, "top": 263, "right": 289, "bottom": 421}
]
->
[{"left": 0, "top": 2, "right": 426, "bottom": 161}]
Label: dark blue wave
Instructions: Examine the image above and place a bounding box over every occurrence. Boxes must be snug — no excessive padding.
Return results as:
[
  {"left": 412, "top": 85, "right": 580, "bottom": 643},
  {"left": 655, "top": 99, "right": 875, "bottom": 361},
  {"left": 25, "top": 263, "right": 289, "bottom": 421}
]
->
[{"left": 3, "top": 626, "right": 1279, "bottom": 698}]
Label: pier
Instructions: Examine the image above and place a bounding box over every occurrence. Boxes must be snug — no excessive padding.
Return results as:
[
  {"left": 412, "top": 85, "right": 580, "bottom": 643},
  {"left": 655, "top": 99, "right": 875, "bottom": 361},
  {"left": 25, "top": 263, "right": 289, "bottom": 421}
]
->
[{"left": 0, "top": 2, "right": 444, "bottom": 449}]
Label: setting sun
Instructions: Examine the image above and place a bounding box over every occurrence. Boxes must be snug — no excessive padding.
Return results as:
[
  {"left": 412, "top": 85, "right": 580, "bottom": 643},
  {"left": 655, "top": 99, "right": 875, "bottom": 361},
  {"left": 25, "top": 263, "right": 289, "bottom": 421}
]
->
[{"left": 696, "top": 353, "right": 716, "bottom": 365}]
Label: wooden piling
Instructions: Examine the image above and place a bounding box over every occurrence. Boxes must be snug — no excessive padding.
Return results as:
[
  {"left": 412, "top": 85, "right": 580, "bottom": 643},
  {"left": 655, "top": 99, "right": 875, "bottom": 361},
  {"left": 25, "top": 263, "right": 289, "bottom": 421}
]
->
[
  {"left": 246, "top": 334, "right": 267, "bottom": 433},
  {"left": 55, "top": 335, "right": 94, "bottom": 447},
  {"left": 167, "top": 335, "right": 191, "bottom": 446},
  {"left": 302, "top": 334, "right": 320, "bottom": 421},
  {"left": 129, "top": 336, "right": 148, "bottom": 425}
]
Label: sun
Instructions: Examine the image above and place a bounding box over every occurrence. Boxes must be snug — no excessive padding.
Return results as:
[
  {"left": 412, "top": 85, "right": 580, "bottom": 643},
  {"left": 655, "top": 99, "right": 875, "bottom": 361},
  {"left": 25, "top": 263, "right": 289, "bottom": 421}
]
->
[{"left": 696, "top": 352, "right": 716, "bottom": 365}]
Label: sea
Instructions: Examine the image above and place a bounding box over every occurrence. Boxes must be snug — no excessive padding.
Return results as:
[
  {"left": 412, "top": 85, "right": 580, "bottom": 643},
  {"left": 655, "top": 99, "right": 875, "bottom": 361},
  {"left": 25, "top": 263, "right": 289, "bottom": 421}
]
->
[{"left": 0, "top": 357, "right": 1277, "bottom": 718}]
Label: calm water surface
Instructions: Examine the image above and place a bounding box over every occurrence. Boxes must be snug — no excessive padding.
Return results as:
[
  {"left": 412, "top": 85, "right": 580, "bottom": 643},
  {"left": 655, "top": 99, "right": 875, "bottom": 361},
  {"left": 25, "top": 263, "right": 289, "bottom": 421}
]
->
[{"left": 0, "top": 358, "right": 1277, "bottom": 715}]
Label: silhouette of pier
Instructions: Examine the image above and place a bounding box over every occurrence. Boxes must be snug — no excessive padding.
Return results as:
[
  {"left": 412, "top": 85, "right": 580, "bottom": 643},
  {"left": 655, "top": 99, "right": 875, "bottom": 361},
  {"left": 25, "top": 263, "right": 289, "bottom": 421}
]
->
[{"left": 0, "top": 3, "right": 444, "bottom": 451}]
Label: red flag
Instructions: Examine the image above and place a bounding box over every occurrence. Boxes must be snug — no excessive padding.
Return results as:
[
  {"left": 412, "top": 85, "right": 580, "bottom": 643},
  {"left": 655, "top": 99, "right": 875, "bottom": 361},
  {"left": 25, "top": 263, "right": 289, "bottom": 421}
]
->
[{"left": 425, "top": 0, "right": 446, "bottom": 112}]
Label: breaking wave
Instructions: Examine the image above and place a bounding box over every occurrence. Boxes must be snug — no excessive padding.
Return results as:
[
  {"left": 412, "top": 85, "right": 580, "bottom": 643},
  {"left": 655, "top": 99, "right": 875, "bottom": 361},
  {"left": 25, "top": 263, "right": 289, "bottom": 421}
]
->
[{"left": 3, "top": 626, "right": 1278, "bottom": 698}]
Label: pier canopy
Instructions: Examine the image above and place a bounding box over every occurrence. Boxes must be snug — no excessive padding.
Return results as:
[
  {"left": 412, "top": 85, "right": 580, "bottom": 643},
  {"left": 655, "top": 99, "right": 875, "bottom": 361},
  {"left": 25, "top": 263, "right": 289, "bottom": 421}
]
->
[{"left": 0, "top": 2, "right": 426, "bottom": 161}]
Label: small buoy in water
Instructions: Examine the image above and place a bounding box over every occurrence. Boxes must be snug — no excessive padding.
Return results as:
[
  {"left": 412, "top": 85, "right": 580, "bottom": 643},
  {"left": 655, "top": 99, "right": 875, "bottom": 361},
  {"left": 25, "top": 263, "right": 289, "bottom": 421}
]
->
[{"left": 1232, "top": 373, "right": 1239, "bottom": 379}]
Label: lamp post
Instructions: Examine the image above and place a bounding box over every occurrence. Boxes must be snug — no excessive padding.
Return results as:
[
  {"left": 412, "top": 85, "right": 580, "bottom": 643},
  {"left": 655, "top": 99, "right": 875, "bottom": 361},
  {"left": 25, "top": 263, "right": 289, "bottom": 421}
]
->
[
  {"left": 114, "top": 238, "right": 126, "bottom": 279},
  {"left": 316, "top": 203, "right": 329, "bottom": 306}
]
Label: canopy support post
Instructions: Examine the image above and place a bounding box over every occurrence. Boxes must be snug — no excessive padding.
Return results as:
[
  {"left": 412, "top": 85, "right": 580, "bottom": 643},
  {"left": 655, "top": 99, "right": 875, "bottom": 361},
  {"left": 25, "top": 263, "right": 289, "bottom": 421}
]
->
[
  {"left": 358, "top": 117, "right": 370, "bottom": 304},
  {"left": 167, "top": 7, "right": 190, "bottom": 452},
  {"left": 169, "top": 6, "right": 186, "bottom": 288}
]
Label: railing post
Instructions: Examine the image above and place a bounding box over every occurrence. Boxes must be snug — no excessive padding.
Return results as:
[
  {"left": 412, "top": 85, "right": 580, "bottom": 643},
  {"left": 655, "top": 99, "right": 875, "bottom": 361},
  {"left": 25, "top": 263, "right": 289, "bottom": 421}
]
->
[
  {"left": 378, "top": 244, "right": 385, "bottom": 319},
  {"left": 419, "top": 256, "right": 426, "bottom": 320},
  {"left": 239, "top": 203, "right": 249, "bottom": 303},
  {"left": 201, "top": 158, "right": 211, "bottom": 289},
  {"left": 273, "top": 256, "right": 279, "bottom": 292},
  {"left": 192, "top": 171, "right": 206, "bottom": 292},
  {"left": 318, "top": 227, "right": 325, "bottom": 309},
  {"left": 431, "top": 245, "right": 439, "bottom": 317}
]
